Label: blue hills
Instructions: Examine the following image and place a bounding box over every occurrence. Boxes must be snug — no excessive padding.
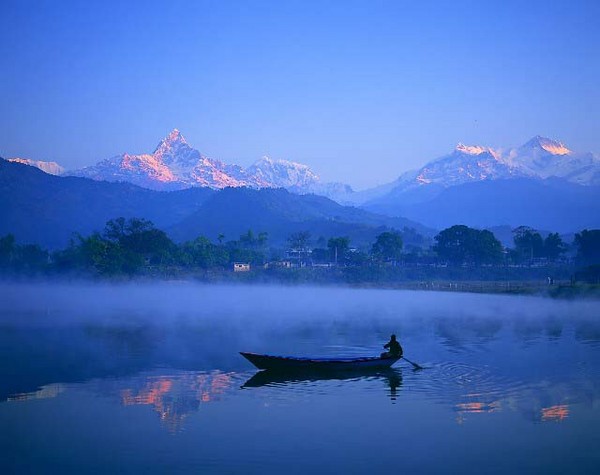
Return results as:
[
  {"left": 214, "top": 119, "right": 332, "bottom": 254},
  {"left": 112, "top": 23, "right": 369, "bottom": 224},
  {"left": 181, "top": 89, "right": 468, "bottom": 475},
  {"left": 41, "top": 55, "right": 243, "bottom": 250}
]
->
[{"left": 1, "top": 158, "right": 429, "bottom": 249}]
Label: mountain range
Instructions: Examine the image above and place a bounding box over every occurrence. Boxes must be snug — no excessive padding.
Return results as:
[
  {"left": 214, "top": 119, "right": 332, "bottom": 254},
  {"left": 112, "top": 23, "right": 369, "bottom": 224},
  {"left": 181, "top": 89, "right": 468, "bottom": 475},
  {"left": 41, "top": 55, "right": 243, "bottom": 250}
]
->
[
  {"left": 0, "top": 158, "right": 427, "bottom": 249},
  {"left": 10, "top": 130, "right": 600, "bottom": 194},
  {"left": 365, "top": 136, "right": 599, "bottom": 204},
  {"left": 5, "top": 131, "right": 600, "bottom": 233},
  {"left": 362, "top": 136, "right": 600, "bottom": 231},
  {"left": 58, "top": 129, "right": 350, "bottom": 202}
]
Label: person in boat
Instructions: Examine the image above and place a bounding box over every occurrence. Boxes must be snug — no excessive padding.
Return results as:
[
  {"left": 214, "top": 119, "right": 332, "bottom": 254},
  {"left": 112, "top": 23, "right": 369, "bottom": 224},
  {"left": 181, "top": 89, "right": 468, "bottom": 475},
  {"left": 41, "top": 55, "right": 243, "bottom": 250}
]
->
[{"left": 381, "top": 334, "right": 403, "bottom": 359}]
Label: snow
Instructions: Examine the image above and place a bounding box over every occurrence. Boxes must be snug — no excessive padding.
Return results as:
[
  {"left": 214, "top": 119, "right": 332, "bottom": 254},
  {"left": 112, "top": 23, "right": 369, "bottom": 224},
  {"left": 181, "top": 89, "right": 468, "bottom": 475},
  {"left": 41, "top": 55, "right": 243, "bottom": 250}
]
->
[
  {"left": 64, "top": 132, "right": 600, "bottom": 196},
  {"left": 7, "top": 158, "right": 65, "bottom": 176}
]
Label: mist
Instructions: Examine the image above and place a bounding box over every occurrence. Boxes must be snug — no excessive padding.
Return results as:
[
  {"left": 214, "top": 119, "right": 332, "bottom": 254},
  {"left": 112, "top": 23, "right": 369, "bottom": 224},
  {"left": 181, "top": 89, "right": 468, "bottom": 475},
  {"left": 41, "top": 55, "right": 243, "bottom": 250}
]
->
[{"left": 1, "top": 281, "right": 598, "bottom": 400}]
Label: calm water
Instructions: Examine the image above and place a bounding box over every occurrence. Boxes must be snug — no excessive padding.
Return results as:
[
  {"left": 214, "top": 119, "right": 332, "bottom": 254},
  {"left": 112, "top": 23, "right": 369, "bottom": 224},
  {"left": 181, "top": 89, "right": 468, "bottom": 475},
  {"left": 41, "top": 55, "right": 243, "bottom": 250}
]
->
[{"left": 1, "top": 283, "right": 599, "bottom": 474}]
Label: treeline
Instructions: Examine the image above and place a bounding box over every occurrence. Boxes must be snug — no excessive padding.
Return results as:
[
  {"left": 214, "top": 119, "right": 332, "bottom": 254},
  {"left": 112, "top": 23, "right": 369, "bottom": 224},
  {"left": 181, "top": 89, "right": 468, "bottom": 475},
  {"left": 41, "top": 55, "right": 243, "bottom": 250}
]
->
[{"left": 1, "top": 218, "right": 599, "bottom": 282}]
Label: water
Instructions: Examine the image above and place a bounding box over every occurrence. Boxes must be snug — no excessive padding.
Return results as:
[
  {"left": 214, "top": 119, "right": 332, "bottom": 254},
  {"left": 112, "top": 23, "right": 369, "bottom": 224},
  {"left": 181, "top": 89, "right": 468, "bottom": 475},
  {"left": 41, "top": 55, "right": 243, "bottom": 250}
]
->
[{"left": 1, "top": 283, "right": 599, "bottom": 474}]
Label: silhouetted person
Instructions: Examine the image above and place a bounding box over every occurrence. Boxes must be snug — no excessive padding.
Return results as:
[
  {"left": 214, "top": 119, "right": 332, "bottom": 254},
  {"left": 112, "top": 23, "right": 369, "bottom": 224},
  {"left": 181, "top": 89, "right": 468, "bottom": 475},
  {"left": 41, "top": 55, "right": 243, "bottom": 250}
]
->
[{"left": 382, "top": 334, "right": 403, "bottom": 359}]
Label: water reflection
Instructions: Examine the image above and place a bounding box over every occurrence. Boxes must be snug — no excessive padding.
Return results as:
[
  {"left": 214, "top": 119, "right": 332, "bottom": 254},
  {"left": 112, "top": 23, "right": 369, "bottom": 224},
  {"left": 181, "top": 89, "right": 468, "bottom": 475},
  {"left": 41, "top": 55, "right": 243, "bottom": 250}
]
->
[
  {"left": 242, "top": 368, "right": 403, "bottom": 401},
  {"left": 6, "top": 370, "right": 240, "bottom": 433},
  {"left": 118, "top": 371, "right": 235, "bottom": 432},
  {"left": 8, "top": 383, "right": 65, "bottom": 402},
  {"left": 1, "top": 283, "right": 600, "bottom": 473},
  {"left": 541, "top": 404, "right": 569, "bottom": 422}
]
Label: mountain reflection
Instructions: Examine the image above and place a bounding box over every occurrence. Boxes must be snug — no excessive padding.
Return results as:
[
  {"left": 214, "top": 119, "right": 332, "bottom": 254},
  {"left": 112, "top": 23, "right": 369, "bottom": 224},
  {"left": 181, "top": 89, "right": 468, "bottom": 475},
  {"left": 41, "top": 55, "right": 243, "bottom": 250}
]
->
[
  {"left": 541, "top": 404, "right": 569, "bottom": 422},
  {"left": 117, "top": 371, "right": 235, "bottom": 432}
]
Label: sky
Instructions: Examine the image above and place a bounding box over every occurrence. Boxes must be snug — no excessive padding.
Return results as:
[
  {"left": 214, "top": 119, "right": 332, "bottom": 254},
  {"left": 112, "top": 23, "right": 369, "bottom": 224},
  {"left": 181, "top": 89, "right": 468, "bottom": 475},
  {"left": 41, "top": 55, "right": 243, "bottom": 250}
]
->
[{"left": 1, "top": 0, "right": 599, "bottom": 189}]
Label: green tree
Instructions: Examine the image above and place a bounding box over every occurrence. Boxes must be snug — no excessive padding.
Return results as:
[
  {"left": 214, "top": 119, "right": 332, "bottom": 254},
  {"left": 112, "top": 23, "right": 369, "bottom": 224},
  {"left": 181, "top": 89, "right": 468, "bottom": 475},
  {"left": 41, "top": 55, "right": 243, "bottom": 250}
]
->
[
  {"left": 287, "top": 231, "right": 311, "bottom": 251},
  {"left": 257, "top": 232, "right": 269, "bottom": 248},
  {"left": 103, "top": 217, "right": 175, "bottom": 269},
  {"left": 0, "top": 234, "right": 16, "bottom": 269},
  {"left": 574, "top": 229, "right": 600, "bottom": 265},
  {"left": 287, "top": 231, "right": 312, "bottom": 265},
  {"left": 543, "top": 233, "right": 566, "bottom": 260},
  {"left": 328, "top": 237, "right": 350, "bottom": 264},
  {"left": 434, "top": 225, "right": 503, "bottom": 265},
  {"left": 15, "top": 244, "right": 48, "bottom": 272},
  {"left": 239, "top": 229, "right": 256, "bottom": 248},
  {"left": 513, "top": 226, "right": 544, "bottom": 262},
  {"left": 311, "top": 248, "right": 330, "bottom": 263},
  {"left": 371, "top": 231, "right": 403, "bottom": 263},
  {"left": 181, "top": 236, "right": 216, "bottom": 268},
  {"left": 76, "top": 232, "right": 127, "bottom": 275}
]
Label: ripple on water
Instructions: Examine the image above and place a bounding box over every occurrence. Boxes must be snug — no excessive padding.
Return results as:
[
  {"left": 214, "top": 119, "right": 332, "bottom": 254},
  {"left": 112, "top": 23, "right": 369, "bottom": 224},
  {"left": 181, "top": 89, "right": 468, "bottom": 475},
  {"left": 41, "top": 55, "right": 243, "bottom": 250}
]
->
[{"left": 406, "top": 362, "right": 532, "bottom": 409}]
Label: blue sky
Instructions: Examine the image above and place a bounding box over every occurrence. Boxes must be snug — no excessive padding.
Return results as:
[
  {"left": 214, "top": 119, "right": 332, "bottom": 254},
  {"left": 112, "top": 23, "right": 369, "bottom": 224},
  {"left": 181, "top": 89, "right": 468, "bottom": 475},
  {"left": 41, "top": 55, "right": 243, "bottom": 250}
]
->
[{"left": 1, "top": 0, "right": 599, "bottom": 188}]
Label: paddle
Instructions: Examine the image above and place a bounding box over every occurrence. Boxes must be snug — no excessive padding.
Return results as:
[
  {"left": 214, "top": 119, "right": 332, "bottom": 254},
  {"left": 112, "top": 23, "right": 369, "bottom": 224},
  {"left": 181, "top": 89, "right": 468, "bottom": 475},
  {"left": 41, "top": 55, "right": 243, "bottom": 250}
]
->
[{"left": 402, "top": 356, "right": 424, "bottom": 370}]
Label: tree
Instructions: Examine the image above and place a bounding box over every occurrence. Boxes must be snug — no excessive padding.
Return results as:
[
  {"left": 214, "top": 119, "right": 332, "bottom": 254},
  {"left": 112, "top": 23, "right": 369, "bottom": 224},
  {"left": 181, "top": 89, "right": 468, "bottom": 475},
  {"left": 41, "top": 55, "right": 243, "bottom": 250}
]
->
[
  {"left": 474, "top": 230, "right": 504, "bottom": 264},
  {"left": 15, "top": 244, "right": 48, "bottom": 272},
  {"left": 76, "top": 232, "right": 127, "bottom": 275},
  {"left": 287, "top": 231, "right": 311, "bottom": 251},
  {"left": 433, "top": 225, "right": 503, "bottom": 265},
  {"left": 311, "top": 248, "right": 330, "bottom": 263},
  {"left": 328, "top": 237, "right": 350, "bottom": 264},
  {"left": 574, "top": 229, "right": 600, "bottom": 265},
  {"left": 239, "top": 229, "right": 256, "bottom": 248},
  {"left": 257, "top": 232, "right": 269, "bottom": 248},
  {"left": 0, "top": 234, "right": 16, "bottom": 269},
  {"left": 181, "top": 236, "right": 229, "bottom": 268},
  {"left": 400, "top": 227, "right": 426, "bottom": 248},
  {"left": 287, "top": 231, "right": 312, "bottom": 265},
  {"left": 513, "top": 226, "right": 544, "bottom": 263},
  {"left": 543, "top": 233, "right": 566, "bottom": 260},
  {"left": 371, "top": 231, "right": 403, "bottom": 263},
  {"left": 0, "top": 235, "right": 49, "bottom": 274}
]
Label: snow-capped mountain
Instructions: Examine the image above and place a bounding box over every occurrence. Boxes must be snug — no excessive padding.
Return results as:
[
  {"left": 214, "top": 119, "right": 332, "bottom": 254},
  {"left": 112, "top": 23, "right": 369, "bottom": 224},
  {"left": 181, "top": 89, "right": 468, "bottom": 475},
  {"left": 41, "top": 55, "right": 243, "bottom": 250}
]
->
[
  {"left": 505, "top": 135, "right": 600, "bottom": 185},
  {"left": 11, "top": 132, "right": 598, "bottom": 207},
  {"left": 364, "top": 136, "right": 600, "bottom": 230},
  {"left": 370, "top": 136, "right": 599, "bottom": 203},
  {"left": 68, "top": 129, "right": 249, "bottom": 190},
  {"left": 402, "top": 143, "right": 520, "bottom": 190},
  {"left": 67, "top": 129, "right": 332, "bottom": 192},
  {"left": 246, "top": 156, "right": 319, "bottom": 189},
  {"left": 7, "top": 158, "right": 64, "bottom": 176}
]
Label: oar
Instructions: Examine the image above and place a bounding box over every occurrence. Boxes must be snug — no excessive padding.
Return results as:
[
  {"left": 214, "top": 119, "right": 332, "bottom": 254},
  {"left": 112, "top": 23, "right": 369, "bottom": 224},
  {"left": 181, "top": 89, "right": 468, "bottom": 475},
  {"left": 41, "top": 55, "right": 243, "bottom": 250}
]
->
[{"left": 402, "top": 356, "right": 424, "bottom": 370}]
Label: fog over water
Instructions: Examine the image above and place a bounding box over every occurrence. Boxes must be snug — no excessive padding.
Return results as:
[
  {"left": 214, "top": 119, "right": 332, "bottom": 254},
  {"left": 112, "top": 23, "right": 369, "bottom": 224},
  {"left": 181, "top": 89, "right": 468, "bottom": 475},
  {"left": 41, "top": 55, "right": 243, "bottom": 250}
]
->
[{"left": 1, "top": 282, "right": 599, "bottom": 474}]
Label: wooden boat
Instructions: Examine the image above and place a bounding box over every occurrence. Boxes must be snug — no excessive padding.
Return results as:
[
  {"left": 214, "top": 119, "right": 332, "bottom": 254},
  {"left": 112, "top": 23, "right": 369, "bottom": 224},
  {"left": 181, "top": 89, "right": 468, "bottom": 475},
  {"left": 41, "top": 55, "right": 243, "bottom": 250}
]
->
[{"left": 240, "top": 351, "right": 400, "bottom": 371}]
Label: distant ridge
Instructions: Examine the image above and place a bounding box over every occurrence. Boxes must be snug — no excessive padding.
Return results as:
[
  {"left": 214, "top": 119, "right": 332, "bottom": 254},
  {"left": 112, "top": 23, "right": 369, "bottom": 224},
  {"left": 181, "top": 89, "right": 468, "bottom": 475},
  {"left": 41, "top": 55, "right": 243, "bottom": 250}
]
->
[
  {"left": 1, "top": 158, "right": 430, "bottom": 249},
  {"left": 7, "top": 133, "right": 599, "bottom": 232}
]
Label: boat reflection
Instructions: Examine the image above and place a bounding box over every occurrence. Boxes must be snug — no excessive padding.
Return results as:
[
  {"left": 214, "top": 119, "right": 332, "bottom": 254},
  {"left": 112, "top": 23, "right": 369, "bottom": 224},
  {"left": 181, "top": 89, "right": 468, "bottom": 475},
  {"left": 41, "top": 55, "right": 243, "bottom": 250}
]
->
[{"left": 242, "top": 368, "right": 403, "bottom": 400}]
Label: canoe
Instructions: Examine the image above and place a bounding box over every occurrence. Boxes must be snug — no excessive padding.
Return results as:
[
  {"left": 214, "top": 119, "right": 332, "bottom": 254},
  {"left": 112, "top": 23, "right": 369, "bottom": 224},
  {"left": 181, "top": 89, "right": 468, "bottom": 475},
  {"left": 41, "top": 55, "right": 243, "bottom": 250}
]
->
[{"left": 240, "top": 351, "right": 400, "bottom": 371}]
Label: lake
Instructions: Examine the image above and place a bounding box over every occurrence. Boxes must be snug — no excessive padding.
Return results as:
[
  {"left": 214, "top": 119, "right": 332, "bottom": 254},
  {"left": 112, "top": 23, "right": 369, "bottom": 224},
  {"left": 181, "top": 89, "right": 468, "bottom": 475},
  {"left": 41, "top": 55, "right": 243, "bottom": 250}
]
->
[{"left": 1, "top": 282, "right": 599, "bottom": 474}]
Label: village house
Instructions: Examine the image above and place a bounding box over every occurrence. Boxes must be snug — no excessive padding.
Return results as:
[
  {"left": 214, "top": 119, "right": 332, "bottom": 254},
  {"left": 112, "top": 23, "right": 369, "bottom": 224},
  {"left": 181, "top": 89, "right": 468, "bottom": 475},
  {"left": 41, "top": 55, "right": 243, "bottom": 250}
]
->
[{"left": 233, "top": 262, "right": 251, "bottom": 272}]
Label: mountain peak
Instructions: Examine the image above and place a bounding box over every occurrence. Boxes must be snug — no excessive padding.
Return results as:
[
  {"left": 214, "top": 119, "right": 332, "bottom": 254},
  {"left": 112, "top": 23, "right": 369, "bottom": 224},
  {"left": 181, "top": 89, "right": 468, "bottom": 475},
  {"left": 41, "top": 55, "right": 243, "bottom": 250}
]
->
[
  {"left": 154, "top": 128, "right": 188, "bottom": 154},
  {"left": 166, "top": 128, "right": 186, "bottom": 143},
  {"left": 455, "top": 143, "right": 489, "bottom": 156},
  {"left": 7, "top": 157, "right": 65, "bottom": 176},
  {"left": 522, "top": 135, "right": 571, "bottom": 155},
  {"left": 257, "top": 155, "right": 274, "bottom": 164}
]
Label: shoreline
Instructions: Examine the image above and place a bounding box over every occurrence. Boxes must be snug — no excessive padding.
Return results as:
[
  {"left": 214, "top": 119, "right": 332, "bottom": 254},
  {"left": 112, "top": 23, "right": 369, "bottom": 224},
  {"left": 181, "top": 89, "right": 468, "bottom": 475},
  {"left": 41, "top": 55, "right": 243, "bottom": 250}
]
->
[{"left": 1, "top": 272, "right": 599, "bottom": 300}]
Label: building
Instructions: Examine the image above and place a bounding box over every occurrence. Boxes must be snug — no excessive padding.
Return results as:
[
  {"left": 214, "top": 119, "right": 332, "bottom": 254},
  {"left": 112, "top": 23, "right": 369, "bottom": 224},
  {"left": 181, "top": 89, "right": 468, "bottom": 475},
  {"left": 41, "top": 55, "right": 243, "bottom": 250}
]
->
[{"left": 233, "top": 262, "right": 251, "bottom": 272}]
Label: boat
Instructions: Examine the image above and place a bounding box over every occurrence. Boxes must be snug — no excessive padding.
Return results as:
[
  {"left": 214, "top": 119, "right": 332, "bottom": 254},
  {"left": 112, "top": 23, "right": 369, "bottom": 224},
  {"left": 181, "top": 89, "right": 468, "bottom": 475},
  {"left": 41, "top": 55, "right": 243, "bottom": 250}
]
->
[{"left": 240, "top": 351, "right": 400, "bottom": 371}]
